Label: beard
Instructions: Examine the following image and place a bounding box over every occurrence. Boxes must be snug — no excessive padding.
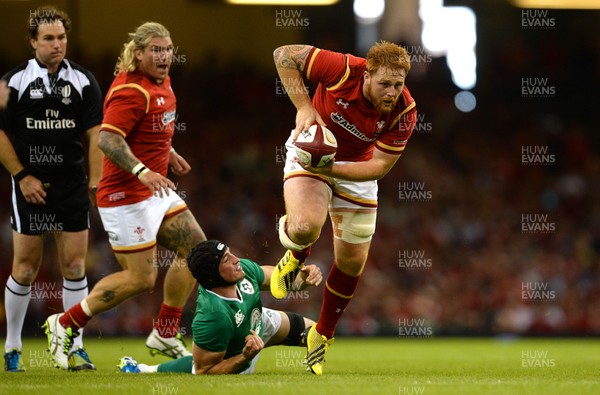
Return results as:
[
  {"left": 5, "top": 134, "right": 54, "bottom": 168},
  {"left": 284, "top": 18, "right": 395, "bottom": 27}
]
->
[{"left": 366, "top": 83, "right": 397, "bottom": 114}]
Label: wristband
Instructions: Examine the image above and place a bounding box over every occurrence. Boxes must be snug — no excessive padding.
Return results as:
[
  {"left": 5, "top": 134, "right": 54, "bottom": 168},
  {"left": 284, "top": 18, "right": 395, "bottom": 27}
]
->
[
  {"left": 137, "top": 167, "right": 150, "bottom": 179},
  {"left": 13, "top": 169, "right": 29, "bottom": 183},
  {"left": 131, "top": 163, "right": 148, "bottom": 179}
]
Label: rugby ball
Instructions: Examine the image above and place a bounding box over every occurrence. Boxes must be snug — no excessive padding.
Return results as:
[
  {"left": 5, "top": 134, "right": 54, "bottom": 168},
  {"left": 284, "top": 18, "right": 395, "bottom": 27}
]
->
[{"left": 294, "top": 124, "right": 337, "bottom": 168}]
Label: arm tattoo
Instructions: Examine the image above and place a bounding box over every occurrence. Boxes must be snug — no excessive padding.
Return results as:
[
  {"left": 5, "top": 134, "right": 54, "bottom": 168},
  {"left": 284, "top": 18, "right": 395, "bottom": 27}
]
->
[
  {"left": 98, "top": 131, "right": 140, "bottom": 172},
  {"left": 101, "top": 290, "right": 116, "bottom": 303},
  {"left": 274, "top": 45, "right": 313, "bottom": 72}
]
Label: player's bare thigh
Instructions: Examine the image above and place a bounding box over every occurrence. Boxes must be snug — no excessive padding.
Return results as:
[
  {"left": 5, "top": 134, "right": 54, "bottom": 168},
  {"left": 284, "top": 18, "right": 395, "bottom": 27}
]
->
[
  {"left": 53, "top": 230, "right": 88, "bottom": 279},
  {"left": 283, "top": 176, "right": 330, "bottom": 242},
  {"left": 11, "top": 231, "right": 44, "bottom": 282},
  {"left": 156, "top": 209, "right": 206, "bottom": 254}
]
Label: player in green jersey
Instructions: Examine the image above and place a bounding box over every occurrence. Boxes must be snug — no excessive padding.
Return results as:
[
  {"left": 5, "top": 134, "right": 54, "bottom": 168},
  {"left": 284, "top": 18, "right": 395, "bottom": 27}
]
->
[{"left": 118, "top": 240, "right": 322, "bottom": 374}]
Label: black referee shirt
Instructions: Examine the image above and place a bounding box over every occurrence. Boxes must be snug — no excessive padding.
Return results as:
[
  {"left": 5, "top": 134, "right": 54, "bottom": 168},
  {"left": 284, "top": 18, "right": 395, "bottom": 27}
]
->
[{"left": 0, "top": 58, "right": 103, "bottom": 181}]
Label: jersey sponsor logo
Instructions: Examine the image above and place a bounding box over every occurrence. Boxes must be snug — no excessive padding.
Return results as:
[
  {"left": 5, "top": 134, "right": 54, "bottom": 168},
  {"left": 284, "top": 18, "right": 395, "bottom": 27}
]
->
[
  {"left": 25, "top": 117, "right": 76, "bottom": 130},
  {"left": 330, "top": 112, "right": 375, "bottom": 142},
  {"left": 30, "top": 78, "right": 73, "bottom": 102},
  {"left": 239, "top": 278, "right": 254, "bottom": 295},
  {"left": 250, "top": 308, "right": 261, "bottom": 334},
  {"left": 162, "top": 110, "right": 176, "bottom": 125},
  {"left": 234, "top": 310, "right": 244, "bottom": 327}
]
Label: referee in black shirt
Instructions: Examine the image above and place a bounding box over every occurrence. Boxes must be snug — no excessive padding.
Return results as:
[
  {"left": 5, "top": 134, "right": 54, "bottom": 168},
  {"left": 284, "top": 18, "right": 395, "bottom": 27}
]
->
[{"left": 0, "top": 6, "right": 103, "bottom": 372}]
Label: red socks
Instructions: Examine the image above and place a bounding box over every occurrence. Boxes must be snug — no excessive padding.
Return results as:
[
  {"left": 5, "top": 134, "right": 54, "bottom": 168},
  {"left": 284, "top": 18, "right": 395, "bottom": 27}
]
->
[
  {"left": 291, "top": 246, "right": 311, "bottom": 264},
  {"left": 60, "top": 303, "right": 91, "bottom": 330},
  {"left": 155, "top": 303, "right": 182, "bottom": 338},
  {"left": 59, "top": 302, "right": 183, "bottom": 338},
  {"left": 316, "top": 263, "right": 360, "bottom": 338}
]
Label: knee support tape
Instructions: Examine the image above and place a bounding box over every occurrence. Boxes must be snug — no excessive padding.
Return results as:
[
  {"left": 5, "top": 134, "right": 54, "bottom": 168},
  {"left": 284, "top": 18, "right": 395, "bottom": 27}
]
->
[
  {"left": 278, "top": 214, "right": 312, "bottom": 251},
  {"left": 330, "top": 210, "right": 376, "bottom": 244}
]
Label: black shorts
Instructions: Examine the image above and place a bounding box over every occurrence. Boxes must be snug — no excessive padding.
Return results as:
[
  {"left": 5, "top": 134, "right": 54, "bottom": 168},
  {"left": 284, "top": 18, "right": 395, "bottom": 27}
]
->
[{"left": 10, "top": 175, "right": 89, "bottom": 235}]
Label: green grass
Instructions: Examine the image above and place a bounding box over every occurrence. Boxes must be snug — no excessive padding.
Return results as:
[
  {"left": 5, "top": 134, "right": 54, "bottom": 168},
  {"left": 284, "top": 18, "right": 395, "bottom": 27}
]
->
[{"left": 1, "top": 337, "right": 598, "bottom": 395}]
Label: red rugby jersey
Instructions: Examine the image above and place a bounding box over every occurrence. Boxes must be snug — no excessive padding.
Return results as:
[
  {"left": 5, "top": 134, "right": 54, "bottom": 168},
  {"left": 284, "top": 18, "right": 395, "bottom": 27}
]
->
[
  {"left": 304, "top": 48, "right": 416, "bottom": 162},
  {"left": 97, "top": 70, "right": 176, "bottom": 207}
]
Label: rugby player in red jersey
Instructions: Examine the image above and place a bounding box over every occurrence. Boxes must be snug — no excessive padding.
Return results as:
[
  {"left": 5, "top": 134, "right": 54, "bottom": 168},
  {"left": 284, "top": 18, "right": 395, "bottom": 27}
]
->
[
  {"left": 43, "top": 22, "right": 206, "bottom": 370},
  {"left": 271, "top": 42, "right": 417, "bottom": 375}
]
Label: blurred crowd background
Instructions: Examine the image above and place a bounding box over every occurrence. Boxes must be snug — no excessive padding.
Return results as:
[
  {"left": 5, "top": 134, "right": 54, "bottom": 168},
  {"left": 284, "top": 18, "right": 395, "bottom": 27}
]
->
[{"left": 0, "top": 0, "right": 599, "bottom": 339}]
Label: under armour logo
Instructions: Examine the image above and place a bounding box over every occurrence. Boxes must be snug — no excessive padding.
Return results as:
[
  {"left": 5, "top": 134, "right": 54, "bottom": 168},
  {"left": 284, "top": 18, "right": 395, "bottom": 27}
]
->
[
  {"left": 336, "top": 99, "right": 349, "bottom": 109},
  {"left": 156, "top": 97, "right": 165, "bottom": 105}
]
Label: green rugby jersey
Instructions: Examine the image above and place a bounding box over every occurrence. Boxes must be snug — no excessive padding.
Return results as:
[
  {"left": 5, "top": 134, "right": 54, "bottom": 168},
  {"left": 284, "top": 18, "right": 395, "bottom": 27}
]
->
[{"left": 192, "top": 258, "right": 265, "bottom": 372}]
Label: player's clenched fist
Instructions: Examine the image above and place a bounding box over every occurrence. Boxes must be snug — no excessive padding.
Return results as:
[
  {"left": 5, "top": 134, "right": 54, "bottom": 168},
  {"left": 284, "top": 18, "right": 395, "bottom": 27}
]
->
[{"left": 242, "top": 330, "right": 264, "bottom": 361}]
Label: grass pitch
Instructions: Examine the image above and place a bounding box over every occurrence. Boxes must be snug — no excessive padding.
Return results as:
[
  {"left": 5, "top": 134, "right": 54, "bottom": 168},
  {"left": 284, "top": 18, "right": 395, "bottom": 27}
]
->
[{"left": 1, "top": 337, "right": 598, "bottom": 395}]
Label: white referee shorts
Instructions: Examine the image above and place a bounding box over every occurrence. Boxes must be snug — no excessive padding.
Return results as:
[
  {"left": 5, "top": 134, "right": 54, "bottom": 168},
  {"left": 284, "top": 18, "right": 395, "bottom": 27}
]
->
[{"left": 98, "top": 189, "right": 187, "bottom": 253}]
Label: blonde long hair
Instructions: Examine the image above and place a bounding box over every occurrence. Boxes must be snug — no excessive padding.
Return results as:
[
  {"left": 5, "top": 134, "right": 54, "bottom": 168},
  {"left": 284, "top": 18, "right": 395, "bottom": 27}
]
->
[{"left": 114, "top": 22, "right": 170, "bottom": 75}]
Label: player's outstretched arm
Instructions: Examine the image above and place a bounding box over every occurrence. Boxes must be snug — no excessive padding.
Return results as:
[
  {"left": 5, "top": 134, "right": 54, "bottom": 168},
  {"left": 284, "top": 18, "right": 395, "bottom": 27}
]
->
[
  {"left": 295, "top": 264, "right": 323, "bottom": 290},
  {"left": 273, "top": 45, "right": 325, "bottom": 140},
  {"left": 260, "top": 264, "right": 322, "bottom": 291}
]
